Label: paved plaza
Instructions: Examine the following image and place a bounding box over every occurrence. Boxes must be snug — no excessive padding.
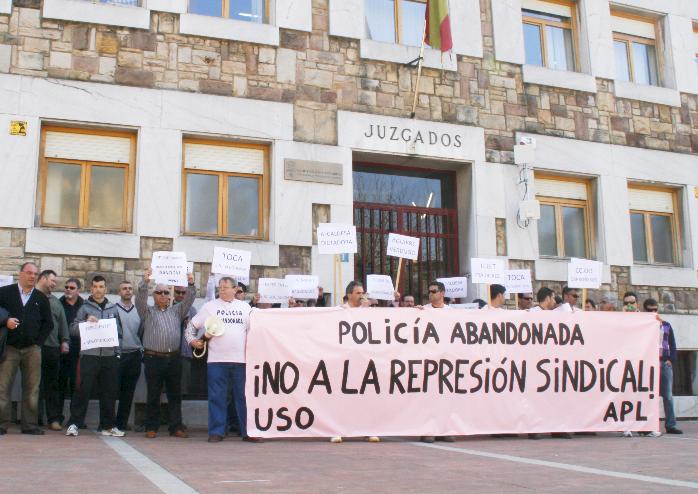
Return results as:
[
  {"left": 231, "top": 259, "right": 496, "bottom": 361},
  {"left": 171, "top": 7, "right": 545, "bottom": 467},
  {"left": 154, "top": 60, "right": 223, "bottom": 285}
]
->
[{"left": 1, "top": 421, "right": 698, "bottom": 493}]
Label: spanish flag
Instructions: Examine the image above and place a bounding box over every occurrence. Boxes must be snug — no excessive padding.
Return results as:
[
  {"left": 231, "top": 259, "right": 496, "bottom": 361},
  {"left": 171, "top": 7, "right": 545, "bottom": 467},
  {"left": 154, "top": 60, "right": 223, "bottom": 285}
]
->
[{"left": 425, "top": 0, "right": 453, "bottom": 52}]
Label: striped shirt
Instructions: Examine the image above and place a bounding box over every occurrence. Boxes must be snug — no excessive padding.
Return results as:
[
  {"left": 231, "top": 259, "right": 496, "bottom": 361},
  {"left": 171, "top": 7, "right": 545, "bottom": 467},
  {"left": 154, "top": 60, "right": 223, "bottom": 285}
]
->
[{"left": 136, "top": 281, "right": 195, "bottom": 353}]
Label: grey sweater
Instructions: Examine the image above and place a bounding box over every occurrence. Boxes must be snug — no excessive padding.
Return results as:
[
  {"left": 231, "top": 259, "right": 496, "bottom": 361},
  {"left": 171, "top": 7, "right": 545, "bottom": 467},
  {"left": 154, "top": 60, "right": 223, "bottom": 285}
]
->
[
  {"left": 116, "top": 302, "right": 142, "bottom": 353},
  {"left": 69, "top": 297, "right": 122, "bottom": 357},
  {"left": 44, "top": 294, "right": 69, "bottom": 348}
]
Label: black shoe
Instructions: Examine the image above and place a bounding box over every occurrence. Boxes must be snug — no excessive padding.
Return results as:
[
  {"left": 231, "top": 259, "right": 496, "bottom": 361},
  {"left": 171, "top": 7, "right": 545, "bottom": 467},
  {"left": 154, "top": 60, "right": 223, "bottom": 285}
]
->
[
  {"left": 208, "top": 435, "right": 224, "bottom": 443},
  {"left": 528, "top": 433, "right": 541, "bottom": 440},
  {"left": 666, "top": 427, "right": 683, "bottom": 434},
  {"left": 242, "top": 436, "right": 264, "bottom": 443},
  {"left": 0, "top": 427, "right": 6, "bottom": 435},
  {"left": 21, "top": 428, "right": 45, "bottom": 435}
]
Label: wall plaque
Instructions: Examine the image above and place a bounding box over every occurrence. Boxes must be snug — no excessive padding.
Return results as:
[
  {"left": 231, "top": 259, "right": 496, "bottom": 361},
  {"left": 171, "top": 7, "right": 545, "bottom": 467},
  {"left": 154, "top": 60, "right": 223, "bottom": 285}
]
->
[{"left": 284, "top": 159, "right": 343, "bottom": 185}]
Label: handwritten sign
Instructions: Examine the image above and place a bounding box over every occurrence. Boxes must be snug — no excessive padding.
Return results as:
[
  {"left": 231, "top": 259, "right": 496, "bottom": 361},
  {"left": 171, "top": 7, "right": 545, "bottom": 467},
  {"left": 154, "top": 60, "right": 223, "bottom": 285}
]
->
[
  {"left": 212, "top": 247, "right": 251, "bottom": 284},
  {"left": 258, "top": 278, "right": 290, "bottom": 304},
  {"left": 567, "top": 258, "right": 603, "bottom": 289},
  {"left": 317, "top": 223, "right": 357, "bottom": 254},
  {"left": 436, "top": 277, "right": 468, "bottom": 299},
  {"left": 151, "top": 251, "right": 188, "bottom": 286},
  {"left": 366, "top": 275, "right": 395, "bottom": 301},
  {"left": 79, "top": 318, "right": 119, "bottom": 351},
  {"left": 503, "top": 269, "right": 533, "bottom": 294},
  {"left": 285, "top": 275, "right": 319, "bottom": 300},
  {"left": 470, "top": 258, "right": 505, "bottom": 284},
  {"left": 386, "top": 233, "right": 420, "bottom": 261},
  {"left": 0, "top": 275, "right": 13, "bottom": 287}
]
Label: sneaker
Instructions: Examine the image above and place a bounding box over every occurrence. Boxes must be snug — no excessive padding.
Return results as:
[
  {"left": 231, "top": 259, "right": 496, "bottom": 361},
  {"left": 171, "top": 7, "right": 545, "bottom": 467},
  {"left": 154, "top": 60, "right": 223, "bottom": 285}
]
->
[
  {"left": 330, "top": 436, "right": 343, "bottom": 443},
  {"left": 622, "top": 431, "right": 633, "bottom": 438},
  {"left": 666, "top": 427, "right": 683, "bottom": 435},
  {"left": 646, "top": 431, "right": 662, "bottom": 437},
  {"left": 102, "top": 427, "right": 125, "bottom": 437},
  {"left": 66, "top": 425, "right": 79, "bottom": 437},
  {"left": 367, "top": 436, "right": 380, "bottom": 443},
  {"left": 49, "top": 422, "right": 63, "bottom": 431}
]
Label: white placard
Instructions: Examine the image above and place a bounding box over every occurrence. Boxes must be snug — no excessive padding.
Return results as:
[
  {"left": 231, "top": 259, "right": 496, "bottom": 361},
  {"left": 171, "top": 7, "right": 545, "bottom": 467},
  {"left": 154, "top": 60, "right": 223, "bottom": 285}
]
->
[
  {"left": 79, "top": 318, "right": 119, "bottom": 351},
  {"left": 186, "top": 261, "right": 194, "bottom": 274},
  {"left": 386, "top": 233, "right": 420, "bottom": 261},
  {"left": 450, "top": 302, "right": 480, "bottom": 310},
  {"left": 151, "top": 251, "right": 188, "bottom": 286},
  {"left": 258, "top": 278, "right": 290, "bottom": 304},
  {"left": 212, "top": 247, "right": 251, "bottom": 284},
  {"left": 470, "top": 258, "right": 505, "bottom": 284},
  {"left": 567, "top": 258, "right": 603, "bottom": 289},
  {"left": 366, "top": 274, "right": 395, "bottom": 301},
  {"left": 317, "top": 223, "right": 358, "bottom": 254},
  {"left": 0, "top": 275, "right": 13, "bottom": 287},
  {"left": 285, "top": 275, "right": 319, "bottom": 300},
  {"left": 503, "top": 269, "right": 533, "bottom": 294},
  {"left": 436, "top": 277, "right": 468, "bottom": 299}
]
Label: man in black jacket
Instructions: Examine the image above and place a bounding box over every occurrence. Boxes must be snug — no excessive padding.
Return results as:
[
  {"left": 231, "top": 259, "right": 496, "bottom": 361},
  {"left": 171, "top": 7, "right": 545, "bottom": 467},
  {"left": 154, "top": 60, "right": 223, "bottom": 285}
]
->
[{"left": 0, "top": 262, "right": 53, "bottom": 435}]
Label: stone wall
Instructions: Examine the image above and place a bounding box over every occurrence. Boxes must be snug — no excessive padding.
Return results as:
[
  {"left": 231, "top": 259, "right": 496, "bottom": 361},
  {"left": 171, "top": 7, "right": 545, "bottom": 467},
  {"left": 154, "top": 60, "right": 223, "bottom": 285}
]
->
[{"left": 0, "top": 0, "right": 696, "bottom": 161}]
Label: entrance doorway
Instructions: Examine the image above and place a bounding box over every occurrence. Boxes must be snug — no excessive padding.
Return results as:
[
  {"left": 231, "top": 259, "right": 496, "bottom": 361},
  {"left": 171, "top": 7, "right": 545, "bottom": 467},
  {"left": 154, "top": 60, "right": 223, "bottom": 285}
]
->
[{"left": 353, "top": 163, "right": 459, "bottom": 303}]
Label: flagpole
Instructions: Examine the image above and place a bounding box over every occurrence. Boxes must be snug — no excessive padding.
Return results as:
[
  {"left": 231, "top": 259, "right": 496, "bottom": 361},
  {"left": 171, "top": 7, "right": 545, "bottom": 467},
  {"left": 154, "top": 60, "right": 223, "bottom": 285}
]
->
[{"left": 410, "top": 18, "right": 427, "bottom": 119}]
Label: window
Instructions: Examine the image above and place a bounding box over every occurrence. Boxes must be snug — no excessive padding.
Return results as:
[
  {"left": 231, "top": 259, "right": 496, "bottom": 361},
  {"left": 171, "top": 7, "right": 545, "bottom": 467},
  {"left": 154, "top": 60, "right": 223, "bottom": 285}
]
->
[
  {"left": 188, "top": 0, "right": 268, "bottom": 23},
  {"left": 365, "top": 0, "right": 425, "bottom": 47},
  {"left": 522, "top": 0, "right": 577, "bottom": 72},
  {"left": 182, "top": 140, "right": 269, "bottom": 239},
  {"left": 612, "top": 12, "right": 659, "bottom": 86},
  {"left": 535, "top": 176, "right": 591, "bottom": 258},
  {"left": 38, "top": 127, "right": 135, "bottom": 232},
  {"left": 628, "top": 186, "right": 678, "bottom": 265}
]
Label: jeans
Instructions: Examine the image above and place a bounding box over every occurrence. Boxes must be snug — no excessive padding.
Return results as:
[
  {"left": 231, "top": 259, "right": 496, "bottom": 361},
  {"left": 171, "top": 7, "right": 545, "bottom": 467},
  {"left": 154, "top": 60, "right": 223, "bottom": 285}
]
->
[
  {"left": 660, "top": 360, "right": 676, "bottom": 430},
  {"left": 144, "top": 353, "right": 183, "bottom": 433},
  {"left": 207, "top": 363, "right": 246, "bottom": 437},
  {"left": 0, "top": 345, "right": 42, "bottom": 430},
  {"left": 40, "top": 346, "right": 62, "bottom": 424},
  {"left": 113, "top": 351, "right": 142, "bottom": 430},
  {"left": 68, "top": 354, "right": 119, "bottom": 430}
]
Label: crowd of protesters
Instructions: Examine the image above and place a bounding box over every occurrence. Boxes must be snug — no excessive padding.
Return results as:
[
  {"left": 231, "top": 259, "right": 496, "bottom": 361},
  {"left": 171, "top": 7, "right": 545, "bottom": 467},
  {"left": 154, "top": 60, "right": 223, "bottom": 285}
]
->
[{"left": 0, "top": 262, "right": 682, "bottom": 443}]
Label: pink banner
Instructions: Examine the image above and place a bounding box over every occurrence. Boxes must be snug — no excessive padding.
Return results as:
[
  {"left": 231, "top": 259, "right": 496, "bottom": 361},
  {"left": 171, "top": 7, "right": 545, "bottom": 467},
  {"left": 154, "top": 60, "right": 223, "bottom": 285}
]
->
[{"left": 245, "top": 308, "right": 660, "bottom": 438}]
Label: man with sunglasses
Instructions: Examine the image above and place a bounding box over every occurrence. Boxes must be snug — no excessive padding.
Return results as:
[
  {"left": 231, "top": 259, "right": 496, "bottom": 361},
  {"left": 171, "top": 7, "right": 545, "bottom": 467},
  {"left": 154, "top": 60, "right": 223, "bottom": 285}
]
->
[
  {"left": 59, "top": 278, "right": 83, "bottom": 407},
  {"left": 136, "top": 268, "right": 195, "bottom": 439},
  {"left": 622, "top": 291, "right": 639, "bottom": 312},
  {"left": 555, "top": 286, "right": 580, "bottom": 312},
  {"left": 644, "top": 298, "right": 682, "bottom": 434},
  {"left": 517, "top": 293, "right": 534, "bottom": 310}
]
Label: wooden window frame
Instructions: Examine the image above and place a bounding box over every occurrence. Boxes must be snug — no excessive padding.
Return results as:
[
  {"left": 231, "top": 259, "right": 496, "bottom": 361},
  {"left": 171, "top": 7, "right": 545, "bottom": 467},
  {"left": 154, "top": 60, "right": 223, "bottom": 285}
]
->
[
  {"left": 611, "top": 11, "right": 660, "bottom": 85},
  {"left": 365, "top": 0, "right": 426, "bottom": 45},
  {"left": 181, "top": 139, "right": 270, "bottom": 241},
  {"left": 628, "top": 186, "right": 680, "bottom": 266},
  {"left": 37, "top": 126, "right": 136, "bottom": 233},
  {"left": 188, "top": 0, "right": 269, "bottom": 23},
  {"left": 535, "top": 174, "right": 593, "bottom": 259},
  {"left": 522, "top": 0, "right": 579, "bottom": 72}
]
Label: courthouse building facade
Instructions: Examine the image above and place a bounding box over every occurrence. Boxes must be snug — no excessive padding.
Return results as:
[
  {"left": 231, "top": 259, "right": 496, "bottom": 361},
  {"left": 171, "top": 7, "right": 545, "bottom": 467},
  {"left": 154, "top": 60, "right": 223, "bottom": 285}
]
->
[{"left": 1, "top": 0, "right": 698, "bottom": 416}]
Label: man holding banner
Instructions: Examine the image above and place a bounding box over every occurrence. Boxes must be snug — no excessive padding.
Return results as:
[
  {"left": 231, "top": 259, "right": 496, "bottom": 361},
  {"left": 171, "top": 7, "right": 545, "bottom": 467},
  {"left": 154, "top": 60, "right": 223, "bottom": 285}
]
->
[
  {"left": 186, "top": 276, "right": 261, "bottom": 443},
  {"left": 66, "top": 275, "right": 122, "bottom": 438}
]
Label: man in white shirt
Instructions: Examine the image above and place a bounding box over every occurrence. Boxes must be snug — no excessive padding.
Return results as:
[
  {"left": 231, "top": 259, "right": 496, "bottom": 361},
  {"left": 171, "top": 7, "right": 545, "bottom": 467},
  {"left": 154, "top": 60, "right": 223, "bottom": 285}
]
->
[
  {"left": 485, "top": 284, "right": 506, "bottom": 309},
  {"left": 186, "top": 276, "right": 261, "bottom": 443},
  {"left": 555, "top": 286, "right": 579, "bottom": 313},
  {"left": 423, "top": 281, "right": 451, "bottom": 309},
  {"left": 530, "top": 287, "right": 556, "bottom": 312}
]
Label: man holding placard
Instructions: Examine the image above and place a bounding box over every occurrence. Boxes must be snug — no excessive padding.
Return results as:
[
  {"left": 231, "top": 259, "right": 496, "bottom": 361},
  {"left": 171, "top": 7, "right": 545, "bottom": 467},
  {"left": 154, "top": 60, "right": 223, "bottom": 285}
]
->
[
  {"left": 65, "top": 275, "right": 123, "bottom": 438},
  {"left": 136, "top": 268, "right": 195, "bottom": 439}
]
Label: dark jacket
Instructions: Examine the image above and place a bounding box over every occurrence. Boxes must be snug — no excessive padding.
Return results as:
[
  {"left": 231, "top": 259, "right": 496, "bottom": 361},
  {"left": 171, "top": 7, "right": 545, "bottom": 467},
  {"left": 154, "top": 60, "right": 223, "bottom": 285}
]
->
[
  {"left": 69, "top": 297, "right": 122, "bottom": 357},
  {"left": 0, "top": 283, "right": 53, "bottom": 348},
  {"left": 60, "top": 295, "right": 84, "bottom": 327}
]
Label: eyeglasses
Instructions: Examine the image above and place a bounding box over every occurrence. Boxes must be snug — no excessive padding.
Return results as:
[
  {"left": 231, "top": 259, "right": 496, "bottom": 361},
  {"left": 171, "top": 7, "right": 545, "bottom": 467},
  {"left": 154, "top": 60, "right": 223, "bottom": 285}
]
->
[
  {"left": 154, "top": 290, "right": 170, "bottom": 296},
  {"left": 646, "top": 307, "right": 658, "bottom": 312},
  {"left": 64, "top": 286, "right": 77, "bottom": 290},
  {"left": 570, "top": 294, "right": 579, "bottom": 299},
  {"left": 174, "top": 290, "right": 187, "bottom": 295},
  {"left": 428, "top": 289, "right": 440, "bottom": 294}
]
